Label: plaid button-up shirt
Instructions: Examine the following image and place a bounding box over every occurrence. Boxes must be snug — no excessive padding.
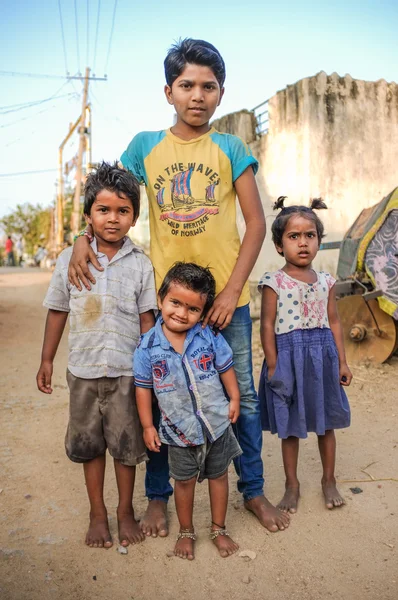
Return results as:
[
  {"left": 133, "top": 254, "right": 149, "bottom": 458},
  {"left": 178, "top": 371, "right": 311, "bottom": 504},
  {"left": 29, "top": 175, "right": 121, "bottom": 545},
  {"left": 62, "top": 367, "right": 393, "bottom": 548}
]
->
[{"left": 43, "top": 237, "right": 157, "bottom": 379}]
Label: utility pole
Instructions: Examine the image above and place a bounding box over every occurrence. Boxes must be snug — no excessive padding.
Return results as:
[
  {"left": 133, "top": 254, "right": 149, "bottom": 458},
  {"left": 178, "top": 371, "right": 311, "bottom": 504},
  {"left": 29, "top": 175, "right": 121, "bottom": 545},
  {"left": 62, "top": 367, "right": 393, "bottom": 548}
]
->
[
  {"left": 56, "top": 114, "right": 81, "bottom": 249},
  {"left": 86, "top": 103, "right": 92, "bottom": 173},
  {"left": 71, "top": 67, "right": 90, "bottom": 237}
]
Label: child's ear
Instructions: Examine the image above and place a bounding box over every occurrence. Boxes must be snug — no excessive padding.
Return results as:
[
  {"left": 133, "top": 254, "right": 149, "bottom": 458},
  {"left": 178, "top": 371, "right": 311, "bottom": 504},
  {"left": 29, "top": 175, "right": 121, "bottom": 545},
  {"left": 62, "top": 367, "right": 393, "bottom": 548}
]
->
[
  {"left": 217, "top": 87, "right": 225, "bottom": 106},
  {"left": 164, "top": 84, "right": 174, "bottom": 105},
  {"left": 85, "top": 214, "right": 92, "bottom": 225},
  {"left": 275, "top": 243, "right": 284, "bottom": 257}
]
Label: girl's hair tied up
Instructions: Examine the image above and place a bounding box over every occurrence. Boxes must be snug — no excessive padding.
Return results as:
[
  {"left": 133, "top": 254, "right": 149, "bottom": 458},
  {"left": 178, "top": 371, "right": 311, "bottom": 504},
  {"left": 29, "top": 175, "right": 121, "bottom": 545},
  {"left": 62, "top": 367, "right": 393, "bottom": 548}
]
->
[
  {"left": 310, "top": 197, "right": 327, "bottom": 210},
  {"left": 273, "top": 196, "right": 287, "bottom": 211}
]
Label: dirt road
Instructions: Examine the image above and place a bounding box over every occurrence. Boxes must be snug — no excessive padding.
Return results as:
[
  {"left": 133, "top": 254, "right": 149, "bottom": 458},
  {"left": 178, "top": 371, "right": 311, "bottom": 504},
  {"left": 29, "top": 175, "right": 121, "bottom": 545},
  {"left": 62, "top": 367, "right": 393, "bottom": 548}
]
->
[{"left": 0, "top": 269, "right": 397, "bottom": 600}]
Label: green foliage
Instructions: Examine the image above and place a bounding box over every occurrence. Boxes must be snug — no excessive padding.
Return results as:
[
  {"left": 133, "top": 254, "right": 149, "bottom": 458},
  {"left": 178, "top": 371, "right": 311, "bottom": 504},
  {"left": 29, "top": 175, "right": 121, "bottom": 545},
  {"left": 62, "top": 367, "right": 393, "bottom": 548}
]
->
[
  {"left": 1, "top": 203, "right": 52, "bottom": 255},
  {"left": 0, "top": 188, "right": 86, "bottom": 253}
]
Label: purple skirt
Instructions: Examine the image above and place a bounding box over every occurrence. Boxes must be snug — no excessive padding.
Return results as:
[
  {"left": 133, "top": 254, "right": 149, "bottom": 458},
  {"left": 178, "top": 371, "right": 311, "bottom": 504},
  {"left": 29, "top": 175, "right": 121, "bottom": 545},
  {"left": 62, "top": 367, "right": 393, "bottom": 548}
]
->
[{"left": 258, "top": 328, "right": 351, "bottom": 439}]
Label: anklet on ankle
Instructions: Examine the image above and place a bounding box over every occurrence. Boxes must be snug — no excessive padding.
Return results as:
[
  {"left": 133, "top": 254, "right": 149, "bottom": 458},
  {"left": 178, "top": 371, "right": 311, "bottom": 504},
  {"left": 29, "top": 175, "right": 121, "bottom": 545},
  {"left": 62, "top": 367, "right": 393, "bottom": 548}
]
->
[
  {"left": 210, "top": 521, "right": 230, "bottom": 540},
  {"left": 177, "top": 528, "right": 197, "bottom": 541}
]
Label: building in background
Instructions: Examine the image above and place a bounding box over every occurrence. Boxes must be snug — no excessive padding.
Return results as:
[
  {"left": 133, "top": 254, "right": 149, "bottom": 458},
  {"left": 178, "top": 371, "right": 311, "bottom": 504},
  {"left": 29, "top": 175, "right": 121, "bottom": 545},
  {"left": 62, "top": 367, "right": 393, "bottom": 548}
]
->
[{"left": 213, "top": 71, "right": 398, "bottom": 283}]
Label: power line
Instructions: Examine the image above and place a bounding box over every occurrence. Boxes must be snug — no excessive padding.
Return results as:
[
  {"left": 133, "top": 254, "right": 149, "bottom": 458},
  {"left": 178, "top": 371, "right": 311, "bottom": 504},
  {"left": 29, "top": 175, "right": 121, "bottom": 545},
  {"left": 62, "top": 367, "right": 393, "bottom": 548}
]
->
[
  {"left": 93, "top": 0, "right": 101, "bottom": 74},
  {"left": 0, "top": 168, "right": 58, "bottom": 178},
  {"left": 86, "top": 0, "right": 90, "bottom": 67},
  {"left": 0, "top": 94, "right": 77, "bottom": 128},
  {"left": 0, "top": 93, "right": 75, "bottom": 115},
  {"left": 0, "top": 70, "right": 107, "bottom": 81},
  {"left": 1, "top": 80, "right": 79, "bottom": 129},
  {"left": 0, "top": 70, "right": 68, "bottom": 80},
  {"left": 74, "top": 0, "right": 81, "bottom": 74},
  {"left": 58, "top": 0, "right": 69, "bottom": 75},
  {"left": 104, "top": 0, "right": 118, "bottom": 76}
]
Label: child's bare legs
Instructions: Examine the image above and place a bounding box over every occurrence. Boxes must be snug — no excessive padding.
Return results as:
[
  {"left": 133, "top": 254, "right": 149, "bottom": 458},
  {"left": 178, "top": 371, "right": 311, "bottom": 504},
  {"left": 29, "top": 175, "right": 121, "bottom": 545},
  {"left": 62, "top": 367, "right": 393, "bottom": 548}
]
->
[
  {"left": 209, "top": 472, "right": 239, "bottom": 558},
  {"left": 114, "top": 460, "right": 145, "bottom": 545},
  {"left": 318, "top": 429, "right": 344, "bottom": 509},
  {"left": 278, "top": 437, "right": 300, "bottom": 513},
  {"left": 83, "top": 455, "right": 113, "bottom": 548},
  {"left": 174, "top": 477, "right": 196, "bottom": 560}
]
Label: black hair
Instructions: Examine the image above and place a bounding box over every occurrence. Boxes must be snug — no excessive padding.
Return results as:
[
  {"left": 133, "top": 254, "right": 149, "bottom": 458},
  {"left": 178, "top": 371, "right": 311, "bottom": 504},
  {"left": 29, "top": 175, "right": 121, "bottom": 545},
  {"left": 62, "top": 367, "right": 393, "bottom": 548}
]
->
[
  {"left": 83, "top": 161, "right": 140, "bottom": 217},
  {"left": 271, "top": 196, "right": 327, "bottom": 254},
  {"left": 158, "top": 262, "right": 216, "bottom": 316},
  {"left": 164, "top": 38, "right": 226, "bottom": 89}
]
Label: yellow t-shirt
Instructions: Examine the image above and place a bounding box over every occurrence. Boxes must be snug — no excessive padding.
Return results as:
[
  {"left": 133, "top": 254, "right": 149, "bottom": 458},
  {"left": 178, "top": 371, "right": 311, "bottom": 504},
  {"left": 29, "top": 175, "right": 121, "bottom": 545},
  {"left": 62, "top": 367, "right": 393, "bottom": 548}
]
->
[{"left": 120, "top": 127, "right": 258, "bottom": 306}]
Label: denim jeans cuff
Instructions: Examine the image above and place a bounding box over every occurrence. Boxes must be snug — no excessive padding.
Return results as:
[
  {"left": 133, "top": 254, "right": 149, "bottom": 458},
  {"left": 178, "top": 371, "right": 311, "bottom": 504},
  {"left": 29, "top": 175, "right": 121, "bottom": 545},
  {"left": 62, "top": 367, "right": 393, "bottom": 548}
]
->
[
  {"left": 146, "top": 495, "right": 170, "bottom": 503},
  {"left": 242, "top": 491, "right": 264, "bottom": 502}
]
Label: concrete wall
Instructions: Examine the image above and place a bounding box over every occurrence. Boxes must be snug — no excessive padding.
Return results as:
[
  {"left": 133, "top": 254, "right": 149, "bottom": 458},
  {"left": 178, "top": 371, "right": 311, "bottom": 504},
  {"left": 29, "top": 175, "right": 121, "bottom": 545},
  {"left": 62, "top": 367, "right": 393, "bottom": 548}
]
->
[
  {"left": 212, "top": 109, "right": 257, "bottom": 144},
  {"left": 215, "top": 72, "right": 398, "bottom": 289}
]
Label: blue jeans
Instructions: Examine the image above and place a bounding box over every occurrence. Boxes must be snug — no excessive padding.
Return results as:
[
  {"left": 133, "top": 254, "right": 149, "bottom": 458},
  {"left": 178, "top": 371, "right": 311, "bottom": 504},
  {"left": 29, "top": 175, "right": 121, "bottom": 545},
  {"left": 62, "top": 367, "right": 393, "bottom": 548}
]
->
[
  {"left": 221, "top": 304, "right": 264, "bottom": 500},
  {"left": 145, "top": 304, "right": 264, "bottom": 502},
  {"left": 145, "top": 400, "right": 173, "bottom": 502}
]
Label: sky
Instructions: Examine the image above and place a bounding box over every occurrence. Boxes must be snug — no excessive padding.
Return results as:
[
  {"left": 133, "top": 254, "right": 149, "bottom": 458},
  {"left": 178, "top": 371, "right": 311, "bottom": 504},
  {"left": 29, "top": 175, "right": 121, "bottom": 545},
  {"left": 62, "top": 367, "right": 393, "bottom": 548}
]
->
[{"left": 1, "top": 0, "right": 397, "bottom": 221}]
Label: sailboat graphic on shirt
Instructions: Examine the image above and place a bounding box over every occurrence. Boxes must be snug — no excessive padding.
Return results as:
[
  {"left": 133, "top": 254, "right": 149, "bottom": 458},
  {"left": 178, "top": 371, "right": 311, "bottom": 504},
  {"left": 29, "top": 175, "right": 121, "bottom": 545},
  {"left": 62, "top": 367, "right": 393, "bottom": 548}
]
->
[{"left": 156, "top": 168, "right": 219, "bottom": 223}]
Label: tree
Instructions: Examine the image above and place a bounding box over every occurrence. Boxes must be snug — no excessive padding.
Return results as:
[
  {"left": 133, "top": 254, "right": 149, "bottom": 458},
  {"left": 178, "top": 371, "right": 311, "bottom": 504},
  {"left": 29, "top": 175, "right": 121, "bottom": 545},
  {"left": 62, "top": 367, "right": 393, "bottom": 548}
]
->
[{"left": 1, "top": 203, "right": 52, "bottom": 255}]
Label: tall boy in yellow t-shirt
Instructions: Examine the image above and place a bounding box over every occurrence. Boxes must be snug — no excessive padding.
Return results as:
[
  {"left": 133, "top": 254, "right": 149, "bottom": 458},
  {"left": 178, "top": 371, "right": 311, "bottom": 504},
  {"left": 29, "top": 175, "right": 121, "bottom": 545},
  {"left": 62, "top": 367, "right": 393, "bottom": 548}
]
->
[{"left": 68, "top": 38, "right": 290, "bottom": 539}]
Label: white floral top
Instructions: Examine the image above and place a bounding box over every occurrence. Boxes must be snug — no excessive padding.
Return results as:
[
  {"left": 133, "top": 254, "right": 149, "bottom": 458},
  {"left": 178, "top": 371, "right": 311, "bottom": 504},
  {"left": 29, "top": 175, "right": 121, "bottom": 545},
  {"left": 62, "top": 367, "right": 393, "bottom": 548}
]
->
[{"left": 258, "top": 270, "right": 336, "bottom": 335}]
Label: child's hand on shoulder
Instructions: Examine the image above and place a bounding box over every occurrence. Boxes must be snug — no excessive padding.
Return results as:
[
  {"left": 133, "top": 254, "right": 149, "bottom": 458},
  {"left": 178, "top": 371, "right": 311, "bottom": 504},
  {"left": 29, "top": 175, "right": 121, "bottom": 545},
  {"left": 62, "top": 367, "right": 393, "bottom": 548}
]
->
[
  {"left": 36, "top": 361, "right": 53, "bottom": 394},
  {"left": 143, "top": 426, "right": 161, "bottom": 452},
  {"left": 202, "top": 287, "right": 240, "bottom": 331},
  {"left": 229, "top": 398, "right": 240, "bottom": 424},
  {"left": 339, "top": 363, "right": 353, "bottom": 386}
]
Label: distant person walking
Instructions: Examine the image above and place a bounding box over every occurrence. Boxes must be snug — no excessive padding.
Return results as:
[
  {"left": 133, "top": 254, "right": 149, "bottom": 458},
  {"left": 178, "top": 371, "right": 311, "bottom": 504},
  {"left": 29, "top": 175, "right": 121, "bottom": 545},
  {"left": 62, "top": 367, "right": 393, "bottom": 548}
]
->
[{"left": 5, "top": 236, "right": 15, "bottom": 267}]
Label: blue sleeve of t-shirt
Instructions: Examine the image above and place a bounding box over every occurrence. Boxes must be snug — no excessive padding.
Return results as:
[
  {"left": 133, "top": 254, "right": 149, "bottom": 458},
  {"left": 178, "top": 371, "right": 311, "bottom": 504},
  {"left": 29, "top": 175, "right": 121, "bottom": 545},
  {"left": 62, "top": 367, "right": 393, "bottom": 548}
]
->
[
  {"left": 210, "top": 132, "right": 259, "bottom": 182},
  {"left": 120, "top": 130, "right": 166, "bottom": 186},
  {"left": 133, "top": 342, "right": 153, "bottom": 387},
  {"left": 120, "top": 132, "right": 147, "bottom": 185}
]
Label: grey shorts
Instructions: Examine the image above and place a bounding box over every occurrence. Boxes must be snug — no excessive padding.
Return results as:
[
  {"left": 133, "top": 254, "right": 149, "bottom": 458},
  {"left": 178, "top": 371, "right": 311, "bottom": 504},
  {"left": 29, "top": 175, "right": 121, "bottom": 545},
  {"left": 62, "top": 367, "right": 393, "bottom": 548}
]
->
[
  {"left": 65, "top": 370, "right": 148, "bottom": 467},
  {"left": 168, "top": 425, "right": 242, "bottom": 483}
]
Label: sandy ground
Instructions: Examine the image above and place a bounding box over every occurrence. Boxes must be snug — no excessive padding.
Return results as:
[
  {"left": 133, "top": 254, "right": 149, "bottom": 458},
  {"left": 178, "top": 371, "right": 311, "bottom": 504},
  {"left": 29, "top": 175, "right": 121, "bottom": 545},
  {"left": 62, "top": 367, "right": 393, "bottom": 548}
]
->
[{"left": 0, "top": 268, "right": 397, "bottom": 600}]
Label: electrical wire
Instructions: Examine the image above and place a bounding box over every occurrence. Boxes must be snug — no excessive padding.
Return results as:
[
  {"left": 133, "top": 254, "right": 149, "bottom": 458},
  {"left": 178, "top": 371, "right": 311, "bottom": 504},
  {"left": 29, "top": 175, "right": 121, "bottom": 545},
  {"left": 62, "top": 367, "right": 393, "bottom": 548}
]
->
[
  {"left": 0, "top": 94, "right": 78, "bottom": 129},
  {"left": 74, "top": 0, "right": 81, "bottom": 74},
  {"left": 0, "top": 71, "right": 69, "bottom": 80},
  {"left": 0, "top": 168, "right": 58, "bottom": 178},
  {"left": 0, "top": 93, "right": 75, "bottom": 115},
  {"left": 93, "top": 0, "right": 101, "bottom": 74},
  {"left": 1, "top": 80, "right": 79, "bottom": 129},
  {"left": 86, "top": 0, "right": 90, "bottom": 67},
  {"left": 104, "top": 0, "right": 118, "bottom": 76},
  {"left": 58, "top": 0, "right": 69, "bottom": 75}
]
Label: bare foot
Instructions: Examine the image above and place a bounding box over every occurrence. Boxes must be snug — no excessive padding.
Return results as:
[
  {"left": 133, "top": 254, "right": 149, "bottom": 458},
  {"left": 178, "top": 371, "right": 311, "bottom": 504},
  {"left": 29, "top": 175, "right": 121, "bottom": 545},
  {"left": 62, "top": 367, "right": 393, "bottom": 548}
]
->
[
  {"left": 277, "top": 485, "right": 300, "bottom": 513},
  {"left": 85, "top": 513, "right": 113, "bottom": 549},
  {"left": 140, "top": 499, "right": 168, "bottom": 537},
  {"left": 174, "top": 531, "right": 195, "bottom": 560},
  {"left": 211, "top": 529, "right": 239, "bottom": 558},
  {"left": 245, "top": 495, "right": 290, "bottom": 531},
  {"left": 322, "top": 479, "right": 345, "bottom": 509},
  {"left": 118, "top": 509, "right": 145, "bottom": 546}
]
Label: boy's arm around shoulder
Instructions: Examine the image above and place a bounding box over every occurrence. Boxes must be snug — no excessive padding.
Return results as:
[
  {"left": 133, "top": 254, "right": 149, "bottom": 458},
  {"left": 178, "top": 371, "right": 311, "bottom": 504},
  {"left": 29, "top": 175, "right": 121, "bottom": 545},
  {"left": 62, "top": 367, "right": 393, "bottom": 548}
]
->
[{"left": 202, "top": 166, "right": 265, "bottom": 330}]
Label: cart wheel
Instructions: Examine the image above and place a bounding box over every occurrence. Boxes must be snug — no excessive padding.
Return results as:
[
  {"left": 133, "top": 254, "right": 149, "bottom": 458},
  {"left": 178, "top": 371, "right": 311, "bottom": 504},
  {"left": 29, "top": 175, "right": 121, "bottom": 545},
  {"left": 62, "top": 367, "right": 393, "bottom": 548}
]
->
[{"left": 337, "top": 295, "right": 398, "bottom": 364}]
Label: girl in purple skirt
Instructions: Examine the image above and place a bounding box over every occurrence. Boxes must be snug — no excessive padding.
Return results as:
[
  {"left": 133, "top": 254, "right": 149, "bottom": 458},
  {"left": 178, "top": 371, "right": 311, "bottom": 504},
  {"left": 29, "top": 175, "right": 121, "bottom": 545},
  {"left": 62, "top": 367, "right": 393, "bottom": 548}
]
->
[{"left": 258, "top": 197, "right": 352, "bottom": 513}]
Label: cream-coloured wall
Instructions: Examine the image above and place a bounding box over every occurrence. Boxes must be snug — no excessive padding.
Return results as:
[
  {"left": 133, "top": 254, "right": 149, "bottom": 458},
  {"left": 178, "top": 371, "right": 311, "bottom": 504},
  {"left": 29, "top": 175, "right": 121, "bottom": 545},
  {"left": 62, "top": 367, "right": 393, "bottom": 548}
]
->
[{"left": 216, "top": 72, "right": 398, "bottom": 283}]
